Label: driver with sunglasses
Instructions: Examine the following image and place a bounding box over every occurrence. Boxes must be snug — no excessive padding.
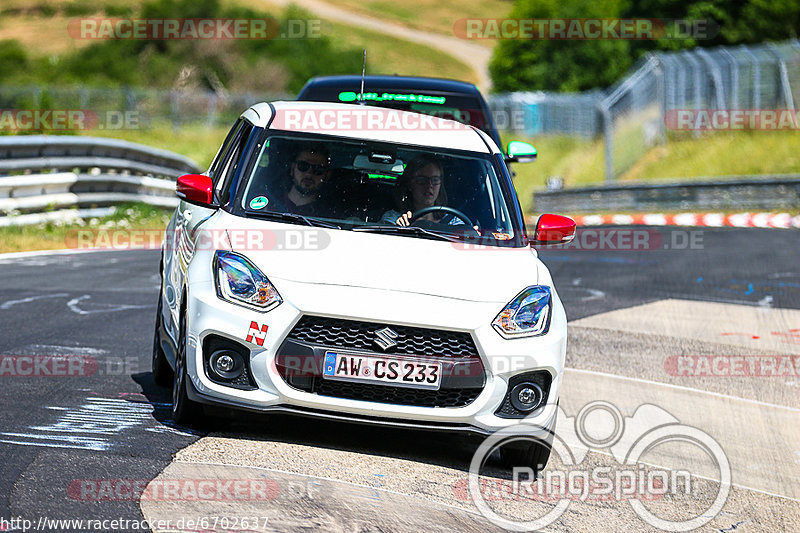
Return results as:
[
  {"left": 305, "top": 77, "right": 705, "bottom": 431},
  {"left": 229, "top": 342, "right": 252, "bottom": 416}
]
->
[{"left": 276, "top": 143, "right": 331, "bottom": 216}]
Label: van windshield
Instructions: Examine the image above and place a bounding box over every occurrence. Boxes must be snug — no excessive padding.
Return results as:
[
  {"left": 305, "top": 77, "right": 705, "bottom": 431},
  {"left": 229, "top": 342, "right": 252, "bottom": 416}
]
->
[{"left": 236, "top": 133, "right": 520, "bottom": 244}]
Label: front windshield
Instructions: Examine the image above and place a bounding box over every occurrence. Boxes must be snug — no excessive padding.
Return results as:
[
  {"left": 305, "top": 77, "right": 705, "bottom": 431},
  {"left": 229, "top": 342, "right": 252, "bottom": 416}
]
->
[{"left": 236, "top": 133, "right": 519, "bottom": 242}]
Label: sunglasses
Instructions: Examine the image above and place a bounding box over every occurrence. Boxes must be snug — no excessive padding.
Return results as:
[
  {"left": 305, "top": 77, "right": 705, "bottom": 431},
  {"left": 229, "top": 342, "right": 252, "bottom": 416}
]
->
[
  {"left": 412, "top": 175, "right": 442, "bottom": 186},
  {"left": 294, "top": 160, "right": 328, "bottom": 176}
]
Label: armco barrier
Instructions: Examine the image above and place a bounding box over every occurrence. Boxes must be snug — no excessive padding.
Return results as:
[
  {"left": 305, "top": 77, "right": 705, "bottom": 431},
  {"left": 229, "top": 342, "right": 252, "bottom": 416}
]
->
[
  {"left": 533, "top": 175, "right": 800, "bottom": 214},
  {"left": 0, "top": 136, "right": 203, "bottom": 226},
  {"left": 0, "top": 135, "right": 201, "bottom": 179}
]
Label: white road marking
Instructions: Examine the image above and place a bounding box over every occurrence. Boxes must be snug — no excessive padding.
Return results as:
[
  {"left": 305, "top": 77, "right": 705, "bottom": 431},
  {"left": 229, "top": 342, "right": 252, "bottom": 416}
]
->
[
  {"left": 26, "top": 344, "right": 107, "bottom": 356},
  {"left": 559, "top": 286, "right": 606, "bottom": 301},
  {"left": 0, "top": 293, "right": 69, "bottom": 310},
  {"left": 0, "top": 397, "right": 192, "bottom": 451},
  {"left": 67, "top": 294, "right": 150, "bottom": 315},
  {"left": 564, "top": 367, "right": 800, "bottom": 412},
  {"left": 0, "top": 248, "right": 141, "bottom": 261}
]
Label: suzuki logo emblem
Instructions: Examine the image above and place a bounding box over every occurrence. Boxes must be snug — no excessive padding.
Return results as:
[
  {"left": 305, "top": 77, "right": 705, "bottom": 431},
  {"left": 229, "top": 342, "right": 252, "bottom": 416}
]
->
[{"left": 373, "top": 327, "right": 399, "bottom": 351}]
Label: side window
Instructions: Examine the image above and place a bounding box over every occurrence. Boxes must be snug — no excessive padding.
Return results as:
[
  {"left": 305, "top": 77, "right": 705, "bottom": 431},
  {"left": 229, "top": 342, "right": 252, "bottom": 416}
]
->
[{"left": 207, "top": 119, "right": 242, "bottom": 184}]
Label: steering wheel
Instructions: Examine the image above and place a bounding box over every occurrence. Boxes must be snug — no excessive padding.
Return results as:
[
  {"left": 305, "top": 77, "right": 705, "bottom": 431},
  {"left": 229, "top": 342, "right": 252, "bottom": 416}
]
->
[{"left": 409, "top": 206, "right": 475, "bottom": 228}]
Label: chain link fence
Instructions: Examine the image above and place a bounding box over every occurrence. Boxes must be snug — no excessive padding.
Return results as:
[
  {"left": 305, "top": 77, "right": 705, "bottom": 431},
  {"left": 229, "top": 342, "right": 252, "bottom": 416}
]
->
[
  {"left": 2, "top": 39, "right": 798, "bottom": 181},
  {"left": 489, "top": 90, "right": 603, "bottom": 139},
  {"left": 489, "top": 39, "right": 800, "bottom": 182},
  {"left": 0, "top": 85, "right": 287, "bottom": 133}
]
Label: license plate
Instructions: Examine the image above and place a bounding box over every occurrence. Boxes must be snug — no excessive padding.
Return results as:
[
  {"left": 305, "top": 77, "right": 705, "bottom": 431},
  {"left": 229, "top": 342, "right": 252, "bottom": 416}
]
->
[{"left": 322, "top": 351, "right": 441, "bottom": 390}]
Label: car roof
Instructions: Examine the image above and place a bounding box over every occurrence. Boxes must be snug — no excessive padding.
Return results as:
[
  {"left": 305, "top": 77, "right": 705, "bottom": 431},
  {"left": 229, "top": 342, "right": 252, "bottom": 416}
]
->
[
  {"left": 299, "top": 75, "right": 482, "bottom": 96},
  {"left": 243, "top": 101, "right": 497, "bottom": 154}
]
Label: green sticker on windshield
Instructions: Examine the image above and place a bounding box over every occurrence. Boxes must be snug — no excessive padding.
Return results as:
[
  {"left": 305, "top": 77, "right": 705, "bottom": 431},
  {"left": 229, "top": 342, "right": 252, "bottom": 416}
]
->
[{"left": 249, "top": 196, "right": 269, "bottom": 210}]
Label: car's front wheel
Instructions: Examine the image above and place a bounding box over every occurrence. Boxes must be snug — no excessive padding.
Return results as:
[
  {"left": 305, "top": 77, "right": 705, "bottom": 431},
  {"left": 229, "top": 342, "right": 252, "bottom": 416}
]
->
[
  {"left": 499, "top": 440, "right": 552, "bottom": 474},
  {"left": 172, "top": 309, "right": 203, "bottom": 426},
  {"left": 151, "top": 294, "right": 173, "bottom": 387}
]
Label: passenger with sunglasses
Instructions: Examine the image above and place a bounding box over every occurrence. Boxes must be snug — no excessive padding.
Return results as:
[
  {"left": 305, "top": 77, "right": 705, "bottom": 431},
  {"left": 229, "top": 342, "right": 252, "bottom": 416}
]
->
[
  {"left": 382, "top": 155, "right": 467, "bottom": 227},
  {"left": 277, "top": 143, "right": 330, "bottom": 216}
]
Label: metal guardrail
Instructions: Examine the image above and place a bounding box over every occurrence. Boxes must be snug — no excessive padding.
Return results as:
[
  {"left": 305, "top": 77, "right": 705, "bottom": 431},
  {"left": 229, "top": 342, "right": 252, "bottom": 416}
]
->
[
  {"left": 0, "top": 135, "right": 202, "bottom": 179},
  {"left": 0, "top": 136, "right": 201, "bottom": 226},
  {"left": 533, "top": 174, "right": 800, "bottom": 214}
]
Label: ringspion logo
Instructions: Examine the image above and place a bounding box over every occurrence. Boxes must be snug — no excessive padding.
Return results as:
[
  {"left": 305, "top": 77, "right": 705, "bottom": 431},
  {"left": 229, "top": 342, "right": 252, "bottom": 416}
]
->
[{"left": 468, "top": 401, "right": 730, "bottom": 531}]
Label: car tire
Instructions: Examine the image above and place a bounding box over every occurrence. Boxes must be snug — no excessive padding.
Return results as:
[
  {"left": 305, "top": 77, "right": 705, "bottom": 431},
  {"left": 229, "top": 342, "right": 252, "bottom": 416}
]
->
[
  {"left": 151, "top": 294, "right": 173, "bottom": 387},
  {"left": 172, "top": 310, "right": 203, "bottom": 426},
  {"left": 499, "top": 440, "right": 552, "bottom": 475}
]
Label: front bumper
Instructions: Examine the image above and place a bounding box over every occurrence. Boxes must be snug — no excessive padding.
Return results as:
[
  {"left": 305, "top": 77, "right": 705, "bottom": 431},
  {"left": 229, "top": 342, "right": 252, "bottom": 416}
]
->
[{"left": 184, "top": 275, "right": 566, "bottom": 435}]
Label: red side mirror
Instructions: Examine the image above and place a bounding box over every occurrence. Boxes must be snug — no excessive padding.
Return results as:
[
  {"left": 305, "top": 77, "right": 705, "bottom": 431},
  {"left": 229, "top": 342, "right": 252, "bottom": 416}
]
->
[
  {"left": 176, "top": 174, "right": 214, "bottom": 206},
  {"left": 530, "top": 214, "right": 576, "bottom": 245}
]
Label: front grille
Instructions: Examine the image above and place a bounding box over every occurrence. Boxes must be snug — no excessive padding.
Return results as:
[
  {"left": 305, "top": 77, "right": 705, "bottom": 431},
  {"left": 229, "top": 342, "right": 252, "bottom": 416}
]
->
[
  {"left": 278, "top": 315, "right": 485, "bottom": 408},
  {"left": 315, "top": 380, "right": 482, "bottom": 408},
  {"left": 287, "top": 315, "right": 479, "bottom": 357}
]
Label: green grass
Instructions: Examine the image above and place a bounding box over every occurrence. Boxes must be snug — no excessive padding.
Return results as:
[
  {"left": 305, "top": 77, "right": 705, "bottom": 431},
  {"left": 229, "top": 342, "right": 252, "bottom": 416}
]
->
[
  {"left": 0, "top": 0, "right": 478, "bottom": 91},
  {"left": 75, "top": 121, "right": 232, "bottom": 170},
  {"left": 324, "top": 0, "right": 514, "bottom": 42},
  {"left": 326, "top": 21, "right": 478, "bottom": 84},
  {"left": 621, "top": 130, "right": 800, "bottom": 182},
  {"left": 504, "top": 134, "right": 603, "bottom": 212},
  {"left": 0, "top": 203, "right": 172, "bottom": 254},
  {"left": 506, "top": 130, "right": 800, "bottom": 213}
]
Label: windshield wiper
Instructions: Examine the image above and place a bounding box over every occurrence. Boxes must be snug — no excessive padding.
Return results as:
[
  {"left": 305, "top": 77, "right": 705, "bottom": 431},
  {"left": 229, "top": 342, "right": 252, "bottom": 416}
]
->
[
  {"left": 246, "top": 211, "right": 341, "bottom": 229},
  {"left": 352, "top": 225, "right": 463, "bottom": 242}
]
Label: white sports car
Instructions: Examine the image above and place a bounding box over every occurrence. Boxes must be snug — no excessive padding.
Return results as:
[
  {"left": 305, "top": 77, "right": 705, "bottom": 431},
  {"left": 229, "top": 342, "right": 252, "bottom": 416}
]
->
[{"left": 153, "top": 101, "right": 575, "bottom": 470}]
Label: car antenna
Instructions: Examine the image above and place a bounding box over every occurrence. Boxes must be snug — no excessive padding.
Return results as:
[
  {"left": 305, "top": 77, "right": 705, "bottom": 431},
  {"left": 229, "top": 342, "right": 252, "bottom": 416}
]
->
[{"left": 359, "top": 49, "right": 366, "bottom": 106}]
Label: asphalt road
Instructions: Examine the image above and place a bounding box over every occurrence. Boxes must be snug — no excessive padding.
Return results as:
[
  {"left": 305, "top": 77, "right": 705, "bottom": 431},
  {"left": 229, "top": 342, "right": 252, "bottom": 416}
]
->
[{"left": 0, "top": 226, "right": 797, "bottom": 532}]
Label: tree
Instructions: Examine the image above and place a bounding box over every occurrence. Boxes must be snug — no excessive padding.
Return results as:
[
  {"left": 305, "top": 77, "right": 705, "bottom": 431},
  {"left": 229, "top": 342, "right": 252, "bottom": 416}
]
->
[{"left": 490, "top": 0, "right": 633, "bottom": 92}]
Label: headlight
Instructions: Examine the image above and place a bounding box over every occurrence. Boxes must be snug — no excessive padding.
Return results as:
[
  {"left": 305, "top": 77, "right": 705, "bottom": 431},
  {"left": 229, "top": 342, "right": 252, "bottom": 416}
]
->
[
  {"left": 213, "top": 251, "right": 282, "bottom": 311},
  {"left": 492, "top": 286, "right": 551, "bottom": 338}
]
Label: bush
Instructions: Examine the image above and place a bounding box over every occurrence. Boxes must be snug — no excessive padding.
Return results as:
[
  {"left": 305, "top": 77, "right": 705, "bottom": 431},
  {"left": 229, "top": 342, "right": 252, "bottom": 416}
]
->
[{"left": 29, "top": 0, "right": 363, "bottom": 93}]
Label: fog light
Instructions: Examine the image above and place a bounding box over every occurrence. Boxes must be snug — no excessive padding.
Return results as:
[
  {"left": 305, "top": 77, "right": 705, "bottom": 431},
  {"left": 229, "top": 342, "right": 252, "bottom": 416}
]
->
[
  {"left": 209, "top": 350, "right": 244, "bottom": 380},
  {"left": 216, "top": 354, "right": 235, "bottom": 373},
  {"left": 510, "top": 382, "right": 544, "bottom": 412}
]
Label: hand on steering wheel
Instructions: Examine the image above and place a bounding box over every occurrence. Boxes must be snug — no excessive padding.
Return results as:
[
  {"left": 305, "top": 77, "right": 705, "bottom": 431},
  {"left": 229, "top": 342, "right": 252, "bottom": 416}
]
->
[{"left": 396, "top": 206, "right": 475, "bottom": 228}]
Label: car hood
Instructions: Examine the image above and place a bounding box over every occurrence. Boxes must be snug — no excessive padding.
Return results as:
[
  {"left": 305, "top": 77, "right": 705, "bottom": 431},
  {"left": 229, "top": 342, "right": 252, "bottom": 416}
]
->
[{"left": 213, "top": 215, "right": 541, "bottom": 304}]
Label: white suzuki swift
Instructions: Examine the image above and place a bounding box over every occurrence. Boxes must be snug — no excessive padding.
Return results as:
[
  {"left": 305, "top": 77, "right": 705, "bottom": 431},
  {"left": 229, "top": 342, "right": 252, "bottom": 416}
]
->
[{"left": 153, "top": 101, "right": 576, "bottom": 470}]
